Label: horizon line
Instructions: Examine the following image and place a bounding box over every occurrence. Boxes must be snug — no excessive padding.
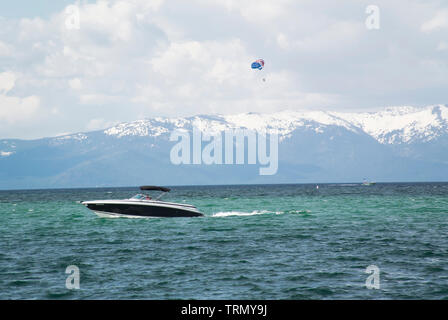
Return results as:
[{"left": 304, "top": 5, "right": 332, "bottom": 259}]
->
[{"left": 1, "top": 180, "right": 448, "bottom": 192}]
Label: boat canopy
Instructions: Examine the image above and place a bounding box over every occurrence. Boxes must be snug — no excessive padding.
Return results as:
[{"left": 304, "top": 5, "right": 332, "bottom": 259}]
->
[{"left": 139, "top": 186, "right": 171, "bottom": 192}]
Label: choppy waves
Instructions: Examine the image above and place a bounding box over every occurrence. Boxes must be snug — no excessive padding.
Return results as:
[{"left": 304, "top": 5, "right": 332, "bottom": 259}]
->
[{"left": 1, "top": 183, "right": 448, "bottom": 299}]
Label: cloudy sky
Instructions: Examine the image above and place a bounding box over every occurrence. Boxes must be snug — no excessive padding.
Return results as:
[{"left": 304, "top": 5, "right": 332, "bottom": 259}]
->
[{"left": 0, "top": 0, "right": 447, "bottom": 139}]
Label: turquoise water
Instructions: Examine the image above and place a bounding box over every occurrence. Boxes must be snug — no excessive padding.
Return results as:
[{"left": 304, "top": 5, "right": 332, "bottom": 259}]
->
[{"left": 0, "top": 183, "right": 447, "bottom": 299}]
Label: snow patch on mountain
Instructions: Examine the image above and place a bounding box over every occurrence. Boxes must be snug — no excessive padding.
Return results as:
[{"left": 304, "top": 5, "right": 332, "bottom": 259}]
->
[
  {"left": 223, "top": 110, "right": 358, "bottom": 135},
  {"left": 334, "top": 105, "right": 448, "bottom": 144},
  {"left": 55, "top": 133, "right": 88, "bottom": 141},
  {"left": 105, "top": 120, "right": 169, "bottom": 138},
  {"left": 104, "top": 110, "right": 359, "bottom": 138},
  {"left": 102, "top": 105, "right": 448, "bottom": 144},
  {"left": 0, "top": 151, "right": 14, "bottom": 157}
]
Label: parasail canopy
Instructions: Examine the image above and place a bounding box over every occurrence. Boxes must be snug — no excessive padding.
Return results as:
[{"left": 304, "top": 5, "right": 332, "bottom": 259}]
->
[{"left": 251, "top": 58, "right": 265, "bottom": 70}]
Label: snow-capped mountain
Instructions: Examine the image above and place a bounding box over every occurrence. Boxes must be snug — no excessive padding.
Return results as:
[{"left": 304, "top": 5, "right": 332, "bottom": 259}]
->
[
  {"left": 1, "top": 105, "right": 448, "bottom": 189},
  {"left": 102, "top": 104, "right": 448, "bottom": 144},
  {"left": 334, "top": 105, "right": 448, "bottom": 144}
]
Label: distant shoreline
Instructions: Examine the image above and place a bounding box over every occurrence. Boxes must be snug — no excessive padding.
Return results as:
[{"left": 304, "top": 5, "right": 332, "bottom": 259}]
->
[{"left": 2, "top": 181, "right": 448, "bottom": 192}]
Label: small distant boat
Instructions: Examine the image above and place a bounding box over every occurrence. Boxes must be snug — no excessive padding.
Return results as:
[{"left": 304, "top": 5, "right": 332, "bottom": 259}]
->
[{"left": 361, "top": 179, "right": 376, "bottom": 186}]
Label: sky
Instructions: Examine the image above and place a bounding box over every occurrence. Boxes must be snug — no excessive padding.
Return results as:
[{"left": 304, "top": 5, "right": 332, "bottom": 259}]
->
[{"left": 0, "top": 0, "right": 447, "bottom": 139}]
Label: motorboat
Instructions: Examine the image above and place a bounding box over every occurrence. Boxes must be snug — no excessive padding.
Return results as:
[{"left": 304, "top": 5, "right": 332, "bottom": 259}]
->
[
  {"left": 81, "top": 186, "right": 203, "bottom": 218},
  {"left": 361, "top": 179, "right": 376, "bottom": 186}
]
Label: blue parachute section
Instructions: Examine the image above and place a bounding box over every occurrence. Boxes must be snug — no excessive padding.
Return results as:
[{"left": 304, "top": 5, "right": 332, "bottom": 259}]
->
[
  {"left": 251, "top": 62, "right": 263, "bottom": 70},
  {"left": 251, "top": 59, "right": 264, "bottom": 70}
]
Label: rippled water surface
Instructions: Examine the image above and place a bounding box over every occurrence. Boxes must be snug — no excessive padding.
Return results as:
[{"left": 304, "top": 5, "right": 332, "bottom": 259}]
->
[{"left": 1, "top": 183, "right": 447, "bottom": 299}]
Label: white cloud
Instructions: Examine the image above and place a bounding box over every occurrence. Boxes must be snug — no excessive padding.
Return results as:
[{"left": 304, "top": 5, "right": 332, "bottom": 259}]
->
[
  {"left": 0, "top": 72, "right": 17, "bottom": 94},
  {"left": 18, "top": 17, "right": 46, "bottom": 42},
  {"left": 437, "top": 41, "right": 448, "bottom": 51},
  {"left": 0, "top": 72, "right": 40, "bottom": 124},
  {"left": 69, "top": 78, "right": 83, "bottom": 90},
  {"left": 280, "top": 21, "right": 362, "bottom": 54},
  {"left": 276, "top": 33, "right": 289, "bottom": 50},
  {"left": 0, "top": 95, "right": 40, "bottom": 123},
  {"left": 86, "top": 118, "right": 118, "bottom": 130},
  {"left": 80, "top": 94, "right": 122, "bottom": 105},
  {"left": 421, "top": 9, "right": 448, "bottom": 32},
  {"left": 0, "top": 41, "right": 13, "bottom": 57},
  {"left": 203, "top": 0, "right": 292, "bottom": 23}
]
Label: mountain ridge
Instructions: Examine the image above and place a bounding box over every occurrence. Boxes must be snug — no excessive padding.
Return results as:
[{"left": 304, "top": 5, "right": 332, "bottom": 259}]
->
[
  {"left": 1, "top": 104, "right": 448, "bottom": 189},
  {"left": 99, "top": 104, "right": 448, "bottom": 144}
]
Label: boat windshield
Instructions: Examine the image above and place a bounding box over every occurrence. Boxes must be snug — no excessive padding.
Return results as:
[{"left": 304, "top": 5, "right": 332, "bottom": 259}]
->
[{"left": 131, "top": 194, "right": 152, "bottom": 200}]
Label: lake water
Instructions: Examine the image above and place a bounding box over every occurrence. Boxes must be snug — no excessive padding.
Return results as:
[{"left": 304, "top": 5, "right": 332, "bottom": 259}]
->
[{"left": 0, "top": 183, "right": 447, "bottom": 299}]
